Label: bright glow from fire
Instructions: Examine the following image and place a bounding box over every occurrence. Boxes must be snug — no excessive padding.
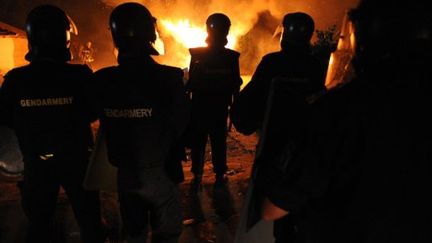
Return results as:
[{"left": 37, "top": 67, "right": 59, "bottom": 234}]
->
[
  {"left": 154, "top": 30, "right": 165, "bottom": 55},
  {"left": 156, "top": 18, "right": 241, "bottom": 68},
  {"left": 160, "top": 19, "right": 207, "bottom": 48},
  {"left": 160, "top": 19, "right": 237, "bottom": 49}
]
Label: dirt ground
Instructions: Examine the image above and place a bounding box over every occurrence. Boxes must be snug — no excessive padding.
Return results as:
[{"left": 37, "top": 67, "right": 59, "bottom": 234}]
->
[{"left": 0, "top": 130, "right": 258, "bottom": 243}]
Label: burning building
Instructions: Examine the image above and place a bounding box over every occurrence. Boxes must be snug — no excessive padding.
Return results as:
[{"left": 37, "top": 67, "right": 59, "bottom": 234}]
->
[
  {"left": 101, "top": 0, "right": 359, "bottom": 87},
  {"left": 0, "top": 0, "right": 360, "bottom": 82},
  {"left": 0, "top": 22, "right": 28, "bottom": 85}
]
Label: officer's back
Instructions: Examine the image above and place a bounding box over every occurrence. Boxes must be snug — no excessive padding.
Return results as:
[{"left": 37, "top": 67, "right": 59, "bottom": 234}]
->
[
  {"left": 0, "top": 4, "right": 95, "bottom": 165},
  {"left": 0, "top": 5, "right": 104, "bottom": 243},
  {"left": 4, "top": 62, "right": 94, "bottom": 158},
  {"left": 230, "top": 12, "right": 326, "bottom": 136},
  {"left": 93, "top": 4, "right": 187, "bottom": 242},
  {"left": 188, "top": 46, "right": 241, "bottom": 107},
  {"left": 94, "top": 58, "right": 186, "bottom": 169},
  {"left": 188, "top": 13, "right": 242, "bottom": 109}
]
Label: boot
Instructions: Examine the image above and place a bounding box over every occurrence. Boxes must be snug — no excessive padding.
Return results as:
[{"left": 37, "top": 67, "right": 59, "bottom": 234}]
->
[{"left": 215, "top": 173, "right": 227, "bottom": 186}]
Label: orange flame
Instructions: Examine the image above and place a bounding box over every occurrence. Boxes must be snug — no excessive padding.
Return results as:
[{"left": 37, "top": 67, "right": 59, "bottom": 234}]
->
[
  {"left": 157, "top": 19, "right": 241, "bottom": 68},
  {"left": 160, "top": 19, "right": 238, "bottom": 49}
]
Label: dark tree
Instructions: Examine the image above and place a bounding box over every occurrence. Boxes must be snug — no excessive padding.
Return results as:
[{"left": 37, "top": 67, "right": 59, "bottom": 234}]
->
[{"left": 311, "top": 24, "right": 338, "bottom": 68}]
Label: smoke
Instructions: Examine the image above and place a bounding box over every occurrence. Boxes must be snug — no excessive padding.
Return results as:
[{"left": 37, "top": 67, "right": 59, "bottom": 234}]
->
[
  {"left": 104, "top": 0, "right": 360, "bottom": 34},
  {"left": 0, "top": 0, "right": 360, "bottom": 72},
  {"left": 103, "top": 0, "right": 360, "bottom": 73},
  {"left": 104, "top": 0, "right": 359, "bottom": 30}
]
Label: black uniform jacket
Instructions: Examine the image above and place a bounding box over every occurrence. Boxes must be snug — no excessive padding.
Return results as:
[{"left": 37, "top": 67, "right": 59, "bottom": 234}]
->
[
  {"left": 230, "top": 49, "right": 326, "bottom": 135},
  {"left": 93, "top": 57, "right": 189, "bottom": 170},
  {"left": 188, "top": 47, "right": 242, "bottom": 107},
  {"left": 0, "top": 61, "right": 94, "bottom": 161}
]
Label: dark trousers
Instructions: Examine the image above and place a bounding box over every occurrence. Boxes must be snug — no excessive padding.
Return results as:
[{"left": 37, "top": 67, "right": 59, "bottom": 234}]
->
[
  {"left": 190, "top": 107, "right": 228, "bottom": 177},
  {"left": 19, "top": 156, "right": 103, "bottom": 243},
  {"left": 117, "top": 167, "right": 182, "bottom": 243}
]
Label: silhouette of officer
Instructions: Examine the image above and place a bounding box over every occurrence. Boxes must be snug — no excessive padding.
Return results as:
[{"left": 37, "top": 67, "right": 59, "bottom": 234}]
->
[
  {"left": 230, "top": 12, "right": 326, "bottom": 136},
  {"left": 92, "top": 3, "right": 189, "bottom": 242},
  {"left": 0, "top": 5, "right": 104, "bottom": 243},
  {"left": 260, "top": 1, "right": 432, "bottom": 243},
  {"left": 187, "top": 13, "right": 242, "bottom": 190}
]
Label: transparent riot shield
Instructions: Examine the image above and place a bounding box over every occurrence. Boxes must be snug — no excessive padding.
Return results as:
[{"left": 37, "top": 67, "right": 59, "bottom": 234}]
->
[
  {"left": 83, "top": 129, "right": 117, "bottom": 192},
  {"left": 0, "top": 126, "right": 24, "bottom": 178},
  {"left": 325, "top": 11, "right": 356, "bottom": 89}
]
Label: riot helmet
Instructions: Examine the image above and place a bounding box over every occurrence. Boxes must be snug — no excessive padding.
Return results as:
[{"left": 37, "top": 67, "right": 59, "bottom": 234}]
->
[
  {"left": 205, "top": 13, "right": 231, "bottom": 48},
  {"left": 281, "top": 12, "right": 315, "bottom": 50},
  {"left": 349, "top": 0, "right": 431, "bottom": 73},
  {"left": 25, "top": 4, "right": 73, "bottom": 62},
  {"left": 109, "top": 2, "right": 158, "bottom": 56}
]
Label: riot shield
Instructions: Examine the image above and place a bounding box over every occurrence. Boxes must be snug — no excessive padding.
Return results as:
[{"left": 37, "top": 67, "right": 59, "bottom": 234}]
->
[
  {"left": 233, "top": 175, "right": 275, "bottom": 243},
  {"left": 325, "top": 11, "right": 356, "bottom": 89},
  {"left": 83, "top": 129, "right": 117, "bottom": 192},
  {"left": 0, "top": 126, "right": 24, "bottom": 178},
  {"left": 234, "top": 77, "right": 309, "bottom": 242}
]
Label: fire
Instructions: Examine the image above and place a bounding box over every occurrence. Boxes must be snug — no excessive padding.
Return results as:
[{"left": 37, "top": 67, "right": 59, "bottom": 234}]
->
[
  {"left": 157, "top": 19, "right": 240, "bottom": 68},
  {"left": 160, "top": 19, "right": 207, "bottom": 49},
  {"left": 160, "top": 19, "right": 238, "bottom": 49},
  {"left": 154, "top": 30, "right": 165, "bottom": 55}
]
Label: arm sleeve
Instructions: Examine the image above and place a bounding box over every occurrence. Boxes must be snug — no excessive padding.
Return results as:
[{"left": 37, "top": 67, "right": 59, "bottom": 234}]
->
[
  {"left": 229, "top": 57, "right": 268, "bottom": 135},
  {"left": 232, "top": 55, "right": 243, "bottom": 101},
  {"left": 186, "top": 49, "right": 200, "bottom": 91},
  {"left": 169, "top": 69, "right": 190, "bottom": 139}
]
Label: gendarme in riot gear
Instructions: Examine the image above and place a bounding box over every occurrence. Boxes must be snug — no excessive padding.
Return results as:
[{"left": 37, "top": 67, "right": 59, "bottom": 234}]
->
[
  {"left": 230, "top": 12, "right": 326, "bottom": 242},
  {"left": 187, "top": 13, "right": 242, "bottom": 190},
  {"left": 230, "top": 12, "right": 325, "bottom": 136},
  {"left": 0, "top": 4, "right": 104, "bottom": 243},
  {"left": 257, "top": 1, "right": 432, "bottom": 243},
  {"left": 93, "top": 2, "right": 189, "bottom": 242}
]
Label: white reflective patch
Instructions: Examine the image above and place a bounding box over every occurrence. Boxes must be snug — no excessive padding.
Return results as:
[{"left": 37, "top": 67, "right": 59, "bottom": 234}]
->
[
  {"left": 104, "top": 108, "right": 153, "bottom": 118},
  {"left": 20, "top": 97, "right": 74, "bottom": 107}
]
